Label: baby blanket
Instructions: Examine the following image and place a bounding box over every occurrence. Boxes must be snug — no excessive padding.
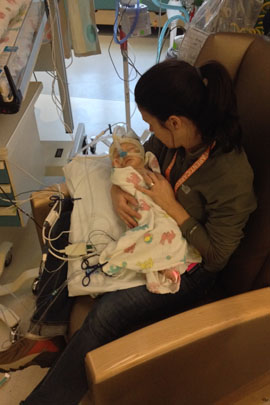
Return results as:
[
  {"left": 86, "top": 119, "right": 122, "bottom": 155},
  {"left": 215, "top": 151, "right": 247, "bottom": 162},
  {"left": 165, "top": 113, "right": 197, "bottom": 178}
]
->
[
  {"left": 0, "top": 0, "right": 38, "bottom": 99},
  {"left": 99, "top": 163, "right": 202, "bottom": 294},
  {"left": 0, "top": 0, "right": 29, "bottom": 40}
]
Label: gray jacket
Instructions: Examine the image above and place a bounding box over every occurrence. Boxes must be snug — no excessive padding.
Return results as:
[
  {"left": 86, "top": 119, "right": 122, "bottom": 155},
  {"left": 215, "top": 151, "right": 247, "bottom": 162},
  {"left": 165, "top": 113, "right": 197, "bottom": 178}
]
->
[{"left": 144, "top": 135, "right": 257, "bottom": 272}]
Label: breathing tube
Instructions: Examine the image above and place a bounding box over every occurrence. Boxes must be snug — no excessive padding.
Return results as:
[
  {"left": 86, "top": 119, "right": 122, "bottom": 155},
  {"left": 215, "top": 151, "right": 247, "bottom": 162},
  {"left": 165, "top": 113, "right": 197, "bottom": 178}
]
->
[
  {"left": 109, "top": 134, "right": 145, "bottom": 163},
  {"left": 113, "top": 0, "right": 141, "bottom": 44}
]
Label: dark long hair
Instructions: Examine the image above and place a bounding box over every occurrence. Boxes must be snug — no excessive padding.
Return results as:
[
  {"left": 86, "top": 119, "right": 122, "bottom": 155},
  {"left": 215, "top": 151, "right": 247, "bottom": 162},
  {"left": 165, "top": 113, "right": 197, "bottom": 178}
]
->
[{"left": 134, "top": 59, "right": 242, "bottom": 152}]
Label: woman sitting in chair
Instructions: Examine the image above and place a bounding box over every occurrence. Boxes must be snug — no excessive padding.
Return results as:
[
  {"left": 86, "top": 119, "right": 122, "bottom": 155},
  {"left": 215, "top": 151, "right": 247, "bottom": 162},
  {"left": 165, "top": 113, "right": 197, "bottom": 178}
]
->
[{"left": 0, "top": 59, "right": 256, "bottom": 405}]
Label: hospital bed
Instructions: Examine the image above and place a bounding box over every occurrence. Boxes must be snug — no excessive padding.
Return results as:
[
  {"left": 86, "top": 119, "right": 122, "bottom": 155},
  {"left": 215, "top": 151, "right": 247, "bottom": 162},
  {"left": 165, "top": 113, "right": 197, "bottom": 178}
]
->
[{"left": 0, "top": 0, "right": 46, "bottom": 110}]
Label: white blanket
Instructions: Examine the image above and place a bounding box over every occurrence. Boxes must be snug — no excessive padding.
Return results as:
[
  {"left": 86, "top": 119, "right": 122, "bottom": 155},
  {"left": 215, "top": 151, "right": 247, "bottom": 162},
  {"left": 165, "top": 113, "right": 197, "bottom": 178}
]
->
[{"left": 64, "top": 155, "right": 146, "bottom": 297}]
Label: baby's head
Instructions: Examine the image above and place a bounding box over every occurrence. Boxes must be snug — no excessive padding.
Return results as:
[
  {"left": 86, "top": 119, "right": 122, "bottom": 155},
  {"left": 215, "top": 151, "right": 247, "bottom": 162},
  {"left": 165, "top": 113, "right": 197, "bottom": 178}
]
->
[{"left": 109, "top": 134, "right": 145, "bottom": 169}]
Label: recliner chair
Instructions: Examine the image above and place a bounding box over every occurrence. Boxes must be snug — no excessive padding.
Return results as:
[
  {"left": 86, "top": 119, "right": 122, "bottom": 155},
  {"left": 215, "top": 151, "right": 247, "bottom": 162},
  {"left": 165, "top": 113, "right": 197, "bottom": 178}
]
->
[{"left": 31, "top": 32, "right": 270, "bottom": 404}]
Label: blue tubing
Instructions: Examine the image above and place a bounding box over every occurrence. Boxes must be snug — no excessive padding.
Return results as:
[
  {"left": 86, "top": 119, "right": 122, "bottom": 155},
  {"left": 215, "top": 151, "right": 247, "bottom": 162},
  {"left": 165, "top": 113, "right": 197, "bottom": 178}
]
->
[
  {"left": 156, "top": 14, "right": 188, "bottom": 63},
  {"left": 113, "top": 0, "right": 141, "bottom": 44}
]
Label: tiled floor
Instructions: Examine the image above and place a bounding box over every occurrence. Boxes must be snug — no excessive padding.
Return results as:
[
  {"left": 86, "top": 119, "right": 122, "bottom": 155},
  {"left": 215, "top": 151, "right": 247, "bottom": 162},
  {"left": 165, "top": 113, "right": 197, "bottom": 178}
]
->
[{"left": 0, "top": 26, "right": 168, "bottom": 404}]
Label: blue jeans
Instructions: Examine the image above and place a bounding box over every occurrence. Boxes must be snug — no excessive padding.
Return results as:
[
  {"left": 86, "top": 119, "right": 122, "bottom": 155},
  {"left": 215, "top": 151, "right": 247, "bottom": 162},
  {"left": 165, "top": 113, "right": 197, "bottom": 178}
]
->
[{"left": 23, "top": 264, "right": 217, "bottom": 405}]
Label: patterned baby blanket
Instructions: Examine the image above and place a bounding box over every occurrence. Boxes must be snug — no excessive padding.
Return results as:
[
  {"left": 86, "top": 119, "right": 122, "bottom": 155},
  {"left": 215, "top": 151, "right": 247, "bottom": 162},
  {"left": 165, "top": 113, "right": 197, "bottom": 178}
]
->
[
  {"left": 99, "top": 159, "right": 201, "bottom": 294},
  {"left": 0, "top": 0, "right": 29, "bottom": 40}
]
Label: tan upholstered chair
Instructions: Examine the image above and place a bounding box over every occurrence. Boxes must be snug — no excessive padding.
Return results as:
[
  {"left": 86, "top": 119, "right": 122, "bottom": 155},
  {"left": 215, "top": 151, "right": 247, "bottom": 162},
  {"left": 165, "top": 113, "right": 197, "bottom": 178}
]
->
[{"left": 31, "top": 33, "right": 270, "bottom": 404}]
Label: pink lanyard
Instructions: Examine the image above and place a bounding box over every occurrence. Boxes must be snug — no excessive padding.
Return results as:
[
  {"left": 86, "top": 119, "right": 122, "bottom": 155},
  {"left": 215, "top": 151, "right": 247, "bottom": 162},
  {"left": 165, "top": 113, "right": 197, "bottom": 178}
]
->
[{"left": 165, "top": 144, "right": 214, "bottom": 195}]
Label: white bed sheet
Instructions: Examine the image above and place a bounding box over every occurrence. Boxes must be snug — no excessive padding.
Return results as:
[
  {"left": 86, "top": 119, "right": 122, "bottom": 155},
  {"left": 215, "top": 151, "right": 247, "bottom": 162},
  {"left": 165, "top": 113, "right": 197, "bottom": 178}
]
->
[{"left": 63, "top": 155, "right": 146, "bottom": 297}]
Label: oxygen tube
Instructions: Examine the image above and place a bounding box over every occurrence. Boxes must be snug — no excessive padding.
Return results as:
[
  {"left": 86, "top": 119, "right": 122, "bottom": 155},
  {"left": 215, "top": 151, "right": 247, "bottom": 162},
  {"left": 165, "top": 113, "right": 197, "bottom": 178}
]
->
[{"left": 152, "top": 0, "right": 190, "bottom": 63}]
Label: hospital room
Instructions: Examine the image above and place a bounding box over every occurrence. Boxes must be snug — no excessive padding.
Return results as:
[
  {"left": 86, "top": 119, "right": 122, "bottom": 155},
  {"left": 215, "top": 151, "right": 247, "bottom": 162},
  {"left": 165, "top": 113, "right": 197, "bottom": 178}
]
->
[{"left": 0, "top": 1, "right": 269, "bottom": 404}]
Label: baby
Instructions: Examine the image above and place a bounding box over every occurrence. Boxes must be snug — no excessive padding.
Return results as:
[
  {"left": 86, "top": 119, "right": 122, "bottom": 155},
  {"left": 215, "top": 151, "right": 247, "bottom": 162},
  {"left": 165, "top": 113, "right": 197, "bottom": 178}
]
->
[
  {"left": 99, "top": 130, "right": 201, "bottom": 294},
  {"left": 110, "top": 133, "right": 145, "bottom": 170},
  {"left": 109, "top": 129, "right": 160, "bottom": 188}
]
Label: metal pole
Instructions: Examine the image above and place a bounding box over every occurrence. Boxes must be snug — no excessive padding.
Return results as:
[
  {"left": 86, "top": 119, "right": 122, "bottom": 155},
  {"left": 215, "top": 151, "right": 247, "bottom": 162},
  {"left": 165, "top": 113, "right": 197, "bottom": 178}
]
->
[
  {"left": 47, "top": 0, "right": 74, "bottom": 133},
  {"left": 120, "top": 29, "right": 131, "bottom": 131},
  {"left": 122, "top": 49, "right": 131, "bottom": 131}
]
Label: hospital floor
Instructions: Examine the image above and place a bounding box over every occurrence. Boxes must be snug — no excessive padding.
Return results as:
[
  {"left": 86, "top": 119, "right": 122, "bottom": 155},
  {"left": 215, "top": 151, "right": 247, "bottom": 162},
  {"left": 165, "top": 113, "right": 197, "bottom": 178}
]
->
[{"left": 0, "top": 28, "right": 168, "bottom": 404}]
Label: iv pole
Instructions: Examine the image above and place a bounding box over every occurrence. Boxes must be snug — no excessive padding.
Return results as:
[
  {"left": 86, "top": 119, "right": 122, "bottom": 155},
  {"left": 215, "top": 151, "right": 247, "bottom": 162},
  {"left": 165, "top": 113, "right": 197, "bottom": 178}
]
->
[
  {"left": 120, "top": 28, "right": 131, "bottom": 132},
  {"left": 116, "top": 0, "right": 148, "bottom": 132}
]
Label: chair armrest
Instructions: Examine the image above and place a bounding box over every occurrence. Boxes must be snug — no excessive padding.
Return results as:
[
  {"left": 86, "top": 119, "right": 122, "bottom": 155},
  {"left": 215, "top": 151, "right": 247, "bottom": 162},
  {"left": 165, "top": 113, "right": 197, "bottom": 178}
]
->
[
  {"left": 31, "top": 183, "right": 69, "bottom": 247},
  {"left": 85, "top": 287, "right": 270, "bottom": 405}
]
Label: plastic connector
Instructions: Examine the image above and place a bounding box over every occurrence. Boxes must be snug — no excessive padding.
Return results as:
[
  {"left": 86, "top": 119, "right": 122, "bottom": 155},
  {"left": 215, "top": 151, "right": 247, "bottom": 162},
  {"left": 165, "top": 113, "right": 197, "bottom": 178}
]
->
[
  {"left": 39, "top": 246, "right": 48, "bottom": 275},
  {"left": 64, "top": 243, "right": 87, "bottom": 257},
  {"left": 44, "top": 208, "right": 60, "bottom": 227}
]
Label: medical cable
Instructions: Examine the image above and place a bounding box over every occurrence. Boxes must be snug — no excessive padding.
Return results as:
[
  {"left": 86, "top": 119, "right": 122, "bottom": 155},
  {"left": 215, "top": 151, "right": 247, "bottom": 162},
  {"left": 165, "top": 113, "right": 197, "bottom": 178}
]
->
[
  {"left": 43, "top": 229, "right": 71, "bottom": 243},
  {"left": 0, "top": 185, "right": 41, "bottom": 229},
  {"left": 86, "top": 230, "right": 117, "bottom": 250},
  {"left": 13, "top": 187, "right": 66, "bottom": 201},
  {"left": 0, "top": 188, "right": 65, "bottom": 207},
  {"left": 108, "top": 37, "right": 140, "bottom": 83},
  {"left": 44, "top": 259, "right": 66, "bottom": 274},
  {"left": 28, "top": 280, "right": 67, "bottom": 329},
  {"left": 28, "top": 251, "right": 115, "bottom": 338},
  {"left": 32, "top": 72, "right": 38, "bottom": 82},
  {"left": 48, "top": 249, "right": 99, "bottom": 262},
  {"left": 8, "top": 271, "right": 74, "bottom": 345},
  {"left": 25, "top": 267, "right": 89, "bottom": 338},
  {"left": 44, "top": 204, "right": 98, "bottom": 261},
  {"left": 43, "top": 223, "right": 100, "bottom": 263},
  {"left": 125, "top": 45, "right": 142, "bottom": 78},
  {"left": 6, "top": 159, "right": 53, "bottom": 189},
  {"left": 124, "top": 47, "right": 142, "bottom": 79},
  {"left": 78, "top": 122, "right": 126, "bottom": 154}
]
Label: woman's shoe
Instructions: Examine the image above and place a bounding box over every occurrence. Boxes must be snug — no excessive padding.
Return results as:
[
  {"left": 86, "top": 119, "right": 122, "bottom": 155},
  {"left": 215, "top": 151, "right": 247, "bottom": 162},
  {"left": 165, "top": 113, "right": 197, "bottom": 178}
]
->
[{"left": 0, "top": 336, "right": 66, "bottom": 372}]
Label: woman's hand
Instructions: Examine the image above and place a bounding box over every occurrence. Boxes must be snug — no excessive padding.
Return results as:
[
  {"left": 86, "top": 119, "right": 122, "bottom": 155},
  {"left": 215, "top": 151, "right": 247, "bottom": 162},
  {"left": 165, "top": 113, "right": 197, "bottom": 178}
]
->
[
  {"left": 136, "top": 171, "right": 190, "bottom": 226},
  {"left": 111, "top": 185, "right": 141, "bottom": 228},
  {"left": 136, "top": 170, "right": 176, "bottom": 211}
]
